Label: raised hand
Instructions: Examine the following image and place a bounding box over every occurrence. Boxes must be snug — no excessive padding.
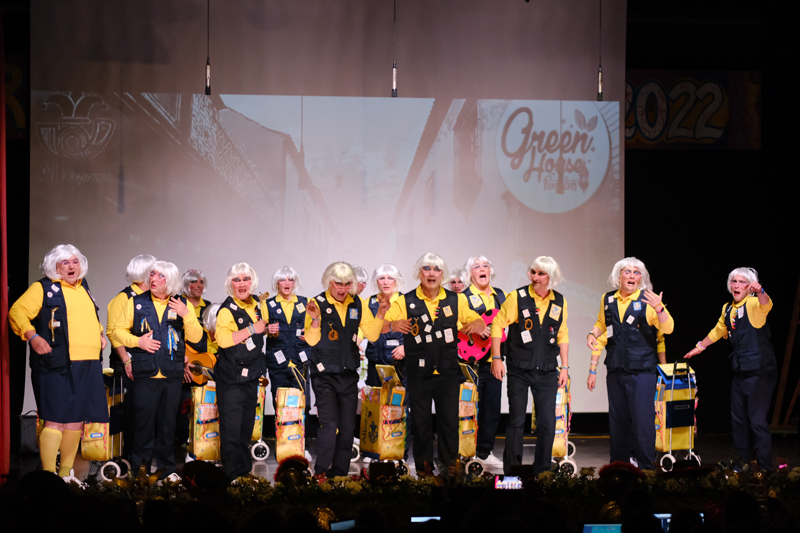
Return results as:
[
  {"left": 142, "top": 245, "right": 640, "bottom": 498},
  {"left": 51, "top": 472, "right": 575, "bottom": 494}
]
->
[
  {"left": 747, "top": 281, "right": 763, "bottom": 295},
  {"left": 267, "top": 322, "right": 280, "bottom": 335},
  {"left": 377, "top": 293, "right": 391, "bottom": 316},
  {"left": 642, "top": 290, "right": 663, "bottom": 310},
  {"left": 644, "top": 290, "right": 664, "bottom": 309},
  {"left": 306, "top": 299, "right": 320, "bottom": 320},
  {"left": 169, "top": 297, "right": 190, "bottom": 317}
]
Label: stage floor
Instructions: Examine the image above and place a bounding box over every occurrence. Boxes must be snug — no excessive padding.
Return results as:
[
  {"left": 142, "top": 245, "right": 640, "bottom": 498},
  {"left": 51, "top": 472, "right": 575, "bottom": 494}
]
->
[{"left": 8, "top": 432, "right": 799, "bottom": 483}]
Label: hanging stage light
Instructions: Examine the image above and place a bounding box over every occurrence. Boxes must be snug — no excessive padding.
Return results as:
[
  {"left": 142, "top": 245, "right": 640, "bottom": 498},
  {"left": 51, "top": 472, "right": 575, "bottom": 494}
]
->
[
  {"left": 392, "top": 0, "right": 398, "bottom": 97},
  {"left": 597, "top": 0, "right": 603, "bottom": 101},
  {"left": 205, "top": 0, "right": 211, "bottom": 95}
]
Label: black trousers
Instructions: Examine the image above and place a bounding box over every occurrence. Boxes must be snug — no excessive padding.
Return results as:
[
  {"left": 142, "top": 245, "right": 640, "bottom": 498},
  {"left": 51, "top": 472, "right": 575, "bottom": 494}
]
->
[
  {"left": 731, "top": 370, "right": 776, "bottom": 470},
  {"left": 217, "top": 378, "right": 259, "bottom": 481},
  {"left": 131, "top": 376, "right": 182, "bottom": 477},
  {"left": 607, "top": 369, "right": 657, "bottom": 468},
  {"left": 504, "top": 368, "right": 558, "bottom": 474},
  {"left": 310, "top": 370, "right": 358, "bottom": 476},
  {"left": 121, "top": 372, "right": 136, "bottom": 460},
  {"left": 407, "top": 371, "right": 459, "bottom": 471},
  {"left": 476, "top": 360, "right": 502, "bottom": 457}
]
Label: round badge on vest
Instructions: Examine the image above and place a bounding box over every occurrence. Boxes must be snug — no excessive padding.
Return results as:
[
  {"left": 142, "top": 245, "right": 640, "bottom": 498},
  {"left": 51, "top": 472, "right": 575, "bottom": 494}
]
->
[
  {"left": 136, "top": 304, "right": 142, "bottom": 310},
  {"left": 238, "top": 318, "right": 243, "bottom": 324},
  {"left": 47, "top": 292, "right": 53, "bottom": 297}
]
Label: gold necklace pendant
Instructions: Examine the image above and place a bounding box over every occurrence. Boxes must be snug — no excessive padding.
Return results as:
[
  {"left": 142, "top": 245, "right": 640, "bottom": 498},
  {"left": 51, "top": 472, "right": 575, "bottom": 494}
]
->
[
  {"left": 411, "top": 318, "right": 420, "bottom": 337},
  {"left": 49, "top": 307, "right": 59, "bottom": 341},
  {"left": 328, "top": 323, "right": 339, "bottom": 341},
  {"left": 524, "top": 318, "right": 533, "bottom": 331}
]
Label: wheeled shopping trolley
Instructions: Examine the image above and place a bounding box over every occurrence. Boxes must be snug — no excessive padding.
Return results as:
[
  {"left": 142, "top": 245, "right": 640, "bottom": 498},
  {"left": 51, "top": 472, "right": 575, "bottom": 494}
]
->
[
  {"left": 655, "top": 362, "right": 699, "bottom": 471},
  {"left": 531, "top": 369, "right": 577, "bottom": 476},
  {"left": 250, "top": 377, "right": 271, "bottom": 461},
  {"left": 359, "top": 364, "right": 409, "bottom": 475},
  {"left": 189, "top": 380, "right": 221, "bottom": 461},
  {"left": 275, "top": 364, "right": 309, "bottom": 464},
  {"left": 81, "top": 368, "right": 131, "bottom": 481},
  {"left": 457, "top": 362, "right": 485, "bottom": 476}
]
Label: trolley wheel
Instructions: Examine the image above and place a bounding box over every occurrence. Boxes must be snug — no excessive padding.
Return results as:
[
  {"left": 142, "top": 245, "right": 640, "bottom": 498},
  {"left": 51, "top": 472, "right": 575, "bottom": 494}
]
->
[
  {"left": 251, "top": 441, "right": 270, "bottom": 461},
  {"left": 396, "top": 461, "right": 409, "bottom": 476},
  {"left": 465, "top": 459, "right": 484, "bottom": 476},
  {"left": 660, "top": 453, "right": 676, "bottom": 472},
  {"left": 567, "top": 440, "right": 577, "bottom": 458},
  {"left": 685, "top": 451, "right": 701, "bottom": 466},
  {"left": 559, "top": 458, "right": 577, "bottom": 477},
  {"left": 100, "top": 461, "right": 121, "bottom": 481},
  {"left": 119, "top": 458, "right": 131, "bottom": 478},
  {"left": 350, "top": 442, "right": 360, "bottom": 463}
]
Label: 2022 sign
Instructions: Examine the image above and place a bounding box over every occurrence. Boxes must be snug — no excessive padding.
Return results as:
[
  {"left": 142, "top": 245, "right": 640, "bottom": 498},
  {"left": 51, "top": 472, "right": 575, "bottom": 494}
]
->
[{"left": 625, "top": 79, "right": 729, "bottom": 146}]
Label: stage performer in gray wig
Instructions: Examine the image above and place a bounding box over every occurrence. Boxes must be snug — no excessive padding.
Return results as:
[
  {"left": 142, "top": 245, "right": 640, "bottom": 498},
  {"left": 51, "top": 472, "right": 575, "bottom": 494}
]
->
[
  {"left": 383, "top": 253, "right": 485, "bottom": 474},
  {"left": 685, "top": 267, "right": 776, "bottom": 470},
  {"left": 106, "top": 253, "right": 157, "bottom": 460},
  {"left": 114, "top": 261, "right": 202, "bottom": 478},
  {"left": 263, "top": 265, "right": 311, "bottom": 410},
  {"left": 212, "top": 262, "right": 267, "bottom": 481},
  {"left": 491, "top": 256, "right": 569, "bottom": 474},
  {"left": 9, "top": 244, "right": 109, "bottom": 477},
  {"left": 304, "top": 261, "right": 389, "bottom": 477},
  {"left": 586, "top": 257, "right": 673, "bottom": 470}
]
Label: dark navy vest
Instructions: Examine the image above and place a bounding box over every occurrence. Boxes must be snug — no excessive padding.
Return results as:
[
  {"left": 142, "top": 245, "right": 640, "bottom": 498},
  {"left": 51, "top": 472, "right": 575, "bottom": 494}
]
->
[
  {"left": 463, "top": 285, "right": 507, "bottom": 315},
  {"left": 127, "top": 292, "right": 188, "bottom": 379},
  {"left": 724, "top": 299, "right": 777, "bottom": 374},
  {"left": 364, "top": 295, "right": 405, "bottom": 386},
  {"left": 215, "top": 296, "right": 266, "bottom": 384},
  {"left": 402, "top": 289, "right": 460, "bottom": 377},
  {"left": 32, "top": 277, "right": 99, "bottom": 374},
  {"left": 603, "top": 291, "right": 657, "bottom": 373},
  {"left": 464, "top": 285, "right": 507, "bottom": 361},
  {"left": 265, "top": 295, "right": 310, "bottom": 370},
  {"left": 507, "top": 287, "right": 564, "bottom": 372},
  {"left": 365, "top": 295, "right": 404, "bottom": 366},
  {"left": 309, "top": 293, "right": 362, "bottom": 375}
]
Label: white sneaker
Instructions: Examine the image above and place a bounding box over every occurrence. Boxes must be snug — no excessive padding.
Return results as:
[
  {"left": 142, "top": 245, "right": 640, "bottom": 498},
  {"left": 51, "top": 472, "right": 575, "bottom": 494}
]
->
[
  {"left": 480, "top": 452, "right": 503, "bottom": 466},
  {"left": 629, "top": 457, "right": 639, "bottom": 467},
  {"left": 185, "top": 453, "right": 195, "bottom": 463},
  {"left": 62, "top": 469, "right": 86, "bottom": 488},
  {"left": 362, "top": 456, "right": 372, "bottom": 464}
]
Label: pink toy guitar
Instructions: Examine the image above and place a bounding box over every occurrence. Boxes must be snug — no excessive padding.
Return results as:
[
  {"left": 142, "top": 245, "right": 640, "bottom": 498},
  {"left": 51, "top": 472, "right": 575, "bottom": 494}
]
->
[{"left": 458, "top": 308, "right": 506, "bottom": 362}]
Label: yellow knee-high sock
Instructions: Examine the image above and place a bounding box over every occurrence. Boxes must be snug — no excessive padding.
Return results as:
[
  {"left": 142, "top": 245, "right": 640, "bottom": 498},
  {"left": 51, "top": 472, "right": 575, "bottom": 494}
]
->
[
  {"left": 39, "top": 427, "right": 63, "bottom": 473},
  {"left": 58, "top": 429, "right": 83, "bottom": 477}
]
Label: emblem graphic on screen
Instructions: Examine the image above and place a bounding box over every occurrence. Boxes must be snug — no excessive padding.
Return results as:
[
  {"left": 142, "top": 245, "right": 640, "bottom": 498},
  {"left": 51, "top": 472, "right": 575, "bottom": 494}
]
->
[{"left": 496, "top": 101, "right": 612, "bottom": 214}]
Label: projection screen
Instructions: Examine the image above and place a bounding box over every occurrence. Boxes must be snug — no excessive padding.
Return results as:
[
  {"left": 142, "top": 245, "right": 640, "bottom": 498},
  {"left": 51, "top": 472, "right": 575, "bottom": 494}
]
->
[{"left": 28, "top": 1, "right": 627, "bottom": 414}]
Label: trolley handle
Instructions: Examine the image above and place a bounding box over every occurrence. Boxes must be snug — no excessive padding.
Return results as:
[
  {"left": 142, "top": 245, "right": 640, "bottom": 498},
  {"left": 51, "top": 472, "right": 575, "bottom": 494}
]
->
[
  {"left": 672, "top": 360, "right": 689, "bottom": 375},
  {"left": 291, "top": 364, "right": 306, "bottom": 392}
]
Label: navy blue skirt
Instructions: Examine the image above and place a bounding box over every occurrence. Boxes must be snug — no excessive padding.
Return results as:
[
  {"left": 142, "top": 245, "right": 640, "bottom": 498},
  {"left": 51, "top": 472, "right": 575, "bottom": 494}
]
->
[{"left": 31, "top": 360, "right": 109, "bottom": 423}]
